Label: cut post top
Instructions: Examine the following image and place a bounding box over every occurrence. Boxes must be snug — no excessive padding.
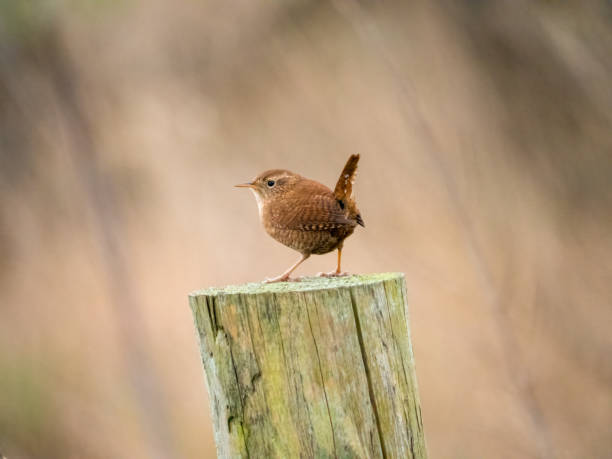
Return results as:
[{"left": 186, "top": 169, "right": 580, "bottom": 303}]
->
[{"left": 189, "top": 272, "right": 405, "bottom": 298}]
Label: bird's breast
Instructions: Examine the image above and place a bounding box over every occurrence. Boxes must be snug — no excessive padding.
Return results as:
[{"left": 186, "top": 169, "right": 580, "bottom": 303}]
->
[{"left": 250, "top": 189, "right": 265, "bottom": 219}]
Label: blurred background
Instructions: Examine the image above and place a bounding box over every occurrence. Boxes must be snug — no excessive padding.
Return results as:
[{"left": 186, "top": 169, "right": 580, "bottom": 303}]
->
[{"left": 1, "top": 1, "right": 612, "bottom": 458}]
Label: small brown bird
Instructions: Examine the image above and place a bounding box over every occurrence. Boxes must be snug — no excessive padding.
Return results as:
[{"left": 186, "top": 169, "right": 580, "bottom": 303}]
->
[{"left": 236, "top": 154, "right": 365, "bottom": 283}]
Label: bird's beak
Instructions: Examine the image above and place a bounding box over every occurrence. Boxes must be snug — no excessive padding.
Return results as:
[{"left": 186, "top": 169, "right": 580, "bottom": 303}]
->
[{"left": 234, "top": 182, "right": 255, "bottom": 188}]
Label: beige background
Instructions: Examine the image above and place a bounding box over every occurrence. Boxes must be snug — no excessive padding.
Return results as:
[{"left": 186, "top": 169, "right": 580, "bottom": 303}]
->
[{"left": 1, "top": 1, "right": 611, "bottom": 458}]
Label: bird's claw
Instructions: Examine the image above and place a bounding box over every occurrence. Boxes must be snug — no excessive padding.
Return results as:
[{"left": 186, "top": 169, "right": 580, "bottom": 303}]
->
[
  {"left": 263, "top": 276, "right": 301, "bottom": 284},
  {"left": 316, "top": 271, "right": 349, "bottom": 278}
]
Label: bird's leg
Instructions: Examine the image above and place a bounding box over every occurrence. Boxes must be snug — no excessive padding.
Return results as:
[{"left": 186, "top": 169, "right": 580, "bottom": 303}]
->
[
  {"left": 317, "top": 247, "right": 349, "bottom": 278},
  {"left": 264, "top": 253, "right": 310, "bottom": 283}
]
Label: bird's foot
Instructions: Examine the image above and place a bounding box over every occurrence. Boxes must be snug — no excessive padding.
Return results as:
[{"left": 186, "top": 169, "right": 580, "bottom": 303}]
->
[
  {"left": 316, "top": 271, "right": 349, "bottom": 278},
  {"left": 263, "top": 275, "right": 301, "bottom": 284}
]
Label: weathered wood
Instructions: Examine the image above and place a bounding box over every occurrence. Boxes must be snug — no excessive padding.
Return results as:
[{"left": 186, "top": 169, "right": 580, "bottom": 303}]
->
[{"left": 189, "top": 273, "right": 427, "bottom": 459}]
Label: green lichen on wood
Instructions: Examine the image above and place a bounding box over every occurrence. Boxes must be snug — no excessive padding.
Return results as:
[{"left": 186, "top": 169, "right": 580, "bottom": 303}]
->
[{"left": 189, "top": 273, "right": 427, "bottom": 459}]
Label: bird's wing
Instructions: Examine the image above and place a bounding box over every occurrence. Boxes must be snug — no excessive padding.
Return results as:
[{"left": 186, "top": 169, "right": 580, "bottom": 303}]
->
[{"left": 269, "top": 180, "right": 352, "bottom": 231}]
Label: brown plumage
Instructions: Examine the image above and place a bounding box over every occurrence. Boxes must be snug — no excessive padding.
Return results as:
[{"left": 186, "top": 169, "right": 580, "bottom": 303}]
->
[{"left": 236, "top": 154, "right": 364, "bottom": 282}]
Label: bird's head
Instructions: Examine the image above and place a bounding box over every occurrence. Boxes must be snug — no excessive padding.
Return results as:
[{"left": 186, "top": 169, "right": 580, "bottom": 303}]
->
[{"left": 235, "top": 169, "right": 301, "bottom": 202}]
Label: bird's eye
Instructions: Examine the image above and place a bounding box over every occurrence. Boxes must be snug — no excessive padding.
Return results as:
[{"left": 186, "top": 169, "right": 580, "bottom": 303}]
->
[{"left": 267, "top": 180, "right": 275, "bottom": 187}]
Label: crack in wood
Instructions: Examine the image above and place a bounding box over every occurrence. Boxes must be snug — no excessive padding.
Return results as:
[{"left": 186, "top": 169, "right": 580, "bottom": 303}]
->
[
  {"left": 206, "top": 296, "right": 224, "bottom": 340},
  {"left": 350, "top": 289, "right": 388, "bottom": 459},
  {"left": 229, "top": 339, "right": 250, "bottom": 458},
  {"left": 305, "top": 293, "right": 338, "bottom": 459},
  {"left": 242, "top": 295, "right": 265, "bottom": 402}
]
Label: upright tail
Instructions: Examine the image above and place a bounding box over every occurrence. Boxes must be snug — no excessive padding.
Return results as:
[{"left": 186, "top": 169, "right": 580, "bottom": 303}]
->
[{"left": 334, "top": 154, "right": 364, "bottom": 227}]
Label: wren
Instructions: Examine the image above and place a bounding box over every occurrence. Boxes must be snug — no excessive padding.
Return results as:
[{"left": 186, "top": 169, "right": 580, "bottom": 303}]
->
[{"left": 236, "top": 154, "right": 365, "bottom": 283}]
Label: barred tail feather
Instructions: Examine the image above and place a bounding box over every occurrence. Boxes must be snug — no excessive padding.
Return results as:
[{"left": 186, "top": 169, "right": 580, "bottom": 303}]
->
[
  {"left": 334, "top": 154, "right": 360, "bottom": 202},
  {"left": 334, "top": 154, "right": 364, "bottom": 227}
]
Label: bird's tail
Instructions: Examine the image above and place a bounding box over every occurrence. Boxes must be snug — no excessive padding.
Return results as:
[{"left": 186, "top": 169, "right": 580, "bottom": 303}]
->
[{"left": 334, "top": 154, "right": 364, "bottom": 226}]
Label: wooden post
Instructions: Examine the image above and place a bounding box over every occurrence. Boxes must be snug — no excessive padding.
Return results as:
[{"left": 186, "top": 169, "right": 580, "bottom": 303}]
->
[{"left": 189, "top": 273, "right": 427, "bottom": 458}]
